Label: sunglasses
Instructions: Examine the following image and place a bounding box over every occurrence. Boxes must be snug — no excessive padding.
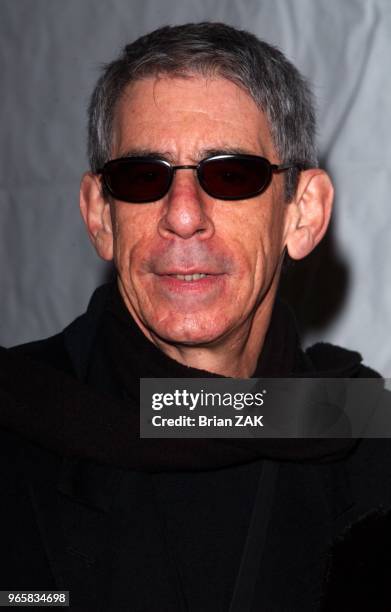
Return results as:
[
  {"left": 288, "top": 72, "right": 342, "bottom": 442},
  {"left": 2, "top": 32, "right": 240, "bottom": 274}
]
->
[{"left": 98, "top": 154, "right": 300, "bottom": 204}]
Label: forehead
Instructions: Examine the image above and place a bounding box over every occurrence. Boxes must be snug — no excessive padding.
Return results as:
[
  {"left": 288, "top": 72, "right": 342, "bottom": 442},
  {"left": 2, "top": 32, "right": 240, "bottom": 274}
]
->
[{"left": 112, "top": 75, "right": 277, "bottom": 161}]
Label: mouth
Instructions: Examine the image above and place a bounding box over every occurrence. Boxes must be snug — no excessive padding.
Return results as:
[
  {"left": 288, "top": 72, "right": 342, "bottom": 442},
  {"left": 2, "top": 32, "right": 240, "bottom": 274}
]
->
[{"left": 153, "top": 270, "right": 226, "bottom": 299}]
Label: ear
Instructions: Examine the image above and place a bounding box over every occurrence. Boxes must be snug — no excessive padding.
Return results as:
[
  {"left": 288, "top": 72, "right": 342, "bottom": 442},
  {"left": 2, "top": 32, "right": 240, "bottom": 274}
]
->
[
  {"left": 285, "top": 169, "right": 334, "bottom": 260},
  {"left": 79, "top": 172, "right": 114, "bottom": 261}
]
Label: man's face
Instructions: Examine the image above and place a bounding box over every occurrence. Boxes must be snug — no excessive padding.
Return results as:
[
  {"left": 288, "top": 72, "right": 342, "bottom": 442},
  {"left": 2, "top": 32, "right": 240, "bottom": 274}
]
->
[{"left": 106, "top": 75, "right": 291, "bottom": 347}]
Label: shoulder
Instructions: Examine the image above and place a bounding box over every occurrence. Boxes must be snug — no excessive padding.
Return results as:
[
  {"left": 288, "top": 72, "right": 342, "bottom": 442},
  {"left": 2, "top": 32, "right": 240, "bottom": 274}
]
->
[
  {"left": 305, "top": 342, "right": 381, "bottom": 378},
  {"left": 9, "top": 332, "right": 74, "bottom": 375},
  {"left": 8, "top": 283, "right": 114, "bottom": 377}
]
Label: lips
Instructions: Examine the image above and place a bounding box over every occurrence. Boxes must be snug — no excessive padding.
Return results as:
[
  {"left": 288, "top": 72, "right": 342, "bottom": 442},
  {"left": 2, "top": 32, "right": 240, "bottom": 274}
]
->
[
  {"left": 145, "top": 243, "right": 233, "bottom": 295},
  {"left": 152, "top": 270, "right": 226, "bottom": 301},
  {"left": 154, "top": 267, "right": 224, "bottom": 277},
  {"left": 157, "top": 271, "right": 225, "bottom": 284},
  {"left": 145, "top": 241, "right": 234, "bottom": 281}
]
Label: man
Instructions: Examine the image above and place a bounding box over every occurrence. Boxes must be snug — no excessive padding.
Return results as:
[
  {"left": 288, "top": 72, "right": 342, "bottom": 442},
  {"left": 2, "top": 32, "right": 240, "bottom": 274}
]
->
[{"left": 0, "top": 22, "right": 390, "bottom": 611}]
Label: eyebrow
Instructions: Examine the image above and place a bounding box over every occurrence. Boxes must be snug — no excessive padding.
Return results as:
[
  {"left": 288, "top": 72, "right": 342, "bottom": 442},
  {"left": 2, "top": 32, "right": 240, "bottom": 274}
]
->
[
  {"left": 117, "top": 146, "right": 261, "bottom": 163},
  {"left": 118, "top": 148, "right": 173, "bottom": 160},
  {"left": 198, "top": 146, "right": 258, "bottom": 159}
]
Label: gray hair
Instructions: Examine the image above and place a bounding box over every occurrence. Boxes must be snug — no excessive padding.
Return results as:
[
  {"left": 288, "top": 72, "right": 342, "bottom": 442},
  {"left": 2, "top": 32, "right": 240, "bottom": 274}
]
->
[{"left": 88, "top": 22, "right": 318, "bottom": 201}]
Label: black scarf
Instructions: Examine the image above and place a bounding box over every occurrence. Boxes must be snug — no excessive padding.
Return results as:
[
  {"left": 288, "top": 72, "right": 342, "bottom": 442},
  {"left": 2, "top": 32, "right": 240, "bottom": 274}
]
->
[{"left": 0, "top": 284, "right": 368, "bottom": 472}]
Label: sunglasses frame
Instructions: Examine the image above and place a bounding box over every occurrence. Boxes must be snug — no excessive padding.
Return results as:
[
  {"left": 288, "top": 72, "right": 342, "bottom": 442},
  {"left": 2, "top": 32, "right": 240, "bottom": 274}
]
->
[{"left": 98, "top": 154, "right": 300, "bottom": 204}]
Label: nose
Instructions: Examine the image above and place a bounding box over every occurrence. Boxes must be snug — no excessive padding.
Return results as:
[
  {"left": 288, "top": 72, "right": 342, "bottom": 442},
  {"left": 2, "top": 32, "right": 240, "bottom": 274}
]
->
[{"left": 157, "top": 169, "right": 215, "bottom": 240}]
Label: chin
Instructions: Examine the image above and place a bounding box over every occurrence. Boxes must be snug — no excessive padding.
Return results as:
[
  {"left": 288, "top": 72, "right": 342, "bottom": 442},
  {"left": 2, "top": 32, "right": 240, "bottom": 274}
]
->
[{"left": 147, "top": 314, "right": 229, "bottom": 347}]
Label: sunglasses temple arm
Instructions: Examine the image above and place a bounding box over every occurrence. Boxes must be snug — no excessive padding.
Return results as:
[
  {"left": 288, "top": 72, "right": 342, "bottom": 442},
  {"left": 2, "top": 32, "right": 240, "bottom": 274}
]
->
[{"left": 273, "top": 162, "right": 298, "bottom": 172}]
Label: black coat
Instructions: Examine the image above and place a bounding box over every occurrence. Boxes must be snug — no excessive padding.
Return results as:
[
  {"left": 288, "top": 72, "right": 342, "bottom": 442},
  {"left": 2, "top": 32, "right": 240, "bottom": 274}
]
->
[{"left": 1, "top": 285, "right": 390, "bottom": 611}]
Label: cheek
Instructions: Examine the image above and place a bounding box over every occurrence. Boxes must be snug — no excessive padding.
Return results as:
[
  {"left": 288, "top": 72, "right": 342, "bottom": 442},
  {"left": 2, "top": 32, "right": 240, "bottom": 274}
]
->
[
  {"left": 237, "top": 205, "right": 286, "bottom": 298},
  {"left": 111, "top": 206, "right": 156, "bottom": 276},
  {"left": 225, "top": 205, "right": 280, "bottom": 269}
]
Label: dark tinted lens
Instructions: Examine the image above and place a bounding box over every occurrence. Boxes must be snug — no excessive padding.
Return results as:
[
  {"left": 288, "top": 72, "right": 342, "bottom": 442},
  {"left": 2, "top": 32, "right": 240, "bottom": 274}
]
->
[
  {"left": 199, "top": 156, "right": 272, "bottom": 200},
  {"left": 103, "top": 158, "right": 172, "bottom": 203}
]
